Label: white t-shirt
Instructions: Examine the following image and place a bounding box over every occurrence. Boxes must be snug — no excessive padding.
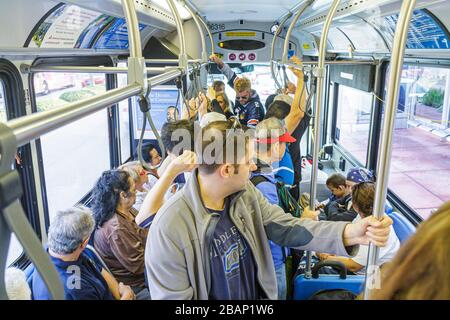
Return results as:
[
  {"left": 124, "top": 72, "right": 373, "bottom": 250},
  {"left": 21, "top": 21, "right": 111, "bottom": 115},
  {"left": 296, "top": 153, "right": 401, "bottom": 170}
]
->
[{"left": 351, "top": 215, "right": 400, "bottom": 275}]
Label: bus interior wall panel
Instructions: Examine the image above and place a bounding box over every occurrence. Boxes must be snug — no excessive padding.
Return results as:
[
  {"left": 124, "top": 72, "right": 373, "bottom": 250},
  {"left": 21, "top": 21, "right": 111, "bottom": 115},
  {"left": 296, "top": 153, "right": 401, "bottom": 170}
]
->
[
  {"left": 329, "top": 64, "right": 376, "bottom": 93},
  {"left": 0, "top": 0, "right": 57, "bottom": 48}
]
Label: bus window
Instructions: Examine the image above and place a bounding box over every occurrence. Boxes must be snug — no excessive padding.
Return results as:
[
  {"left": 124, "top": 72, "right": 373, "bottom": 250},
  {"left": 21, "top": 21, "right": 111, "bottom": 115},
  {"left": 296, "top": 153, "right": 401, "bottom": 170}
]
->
[
  {"left": 385, "top": 65, "right": 450, "bottom": 219},
  {"left": 335, "top": 85, "right": 373, "bottom": 165},
  {"left": 117, "top": 62, "right": 132, "bottom": 163},
  {"left": 33, "top": 72, "right": 110, "bottom": 219},
  {"left": 1, "top": 81, "right": 24, "bottom": 265}
]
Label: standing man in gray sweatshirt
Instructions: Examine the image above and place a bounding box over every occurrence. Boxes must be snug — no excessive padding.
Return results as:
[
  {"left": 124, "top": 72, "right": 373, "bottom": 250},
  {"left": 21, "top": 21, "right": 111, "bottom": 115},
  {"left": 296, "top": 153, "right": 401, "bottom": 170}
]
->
[{"left": 145, "top": 120, "right": 393, "bottom": 300}]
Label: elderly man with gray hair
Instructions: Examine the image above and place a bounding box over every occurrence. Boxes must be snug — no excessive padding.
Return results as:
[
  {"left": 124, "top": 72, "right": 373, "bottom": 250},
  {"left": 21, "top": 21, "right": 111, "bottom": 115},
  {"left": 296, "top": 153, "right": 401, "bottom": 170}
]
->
[{"left": 32, "top": 207, "right": 135, "bottom": 300}]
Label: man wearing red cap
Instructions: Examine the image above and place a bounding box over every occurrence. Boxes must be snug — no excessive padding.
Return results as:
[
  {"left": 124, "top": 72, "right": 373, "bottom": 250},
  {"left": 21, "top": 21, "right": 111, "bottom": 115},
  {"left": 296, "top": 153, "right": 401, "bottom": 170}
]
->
[{"left": 251, "top": 117, "right": 298, "bottom": 299}]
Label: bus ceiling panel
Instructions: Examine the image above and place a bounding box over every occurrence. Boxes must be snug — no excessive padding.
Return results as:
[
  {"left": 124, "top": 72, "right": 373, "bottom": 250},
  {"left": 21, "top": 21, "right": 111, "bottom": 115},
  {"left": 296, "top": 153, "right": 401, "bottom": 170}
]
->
[
  {"left": 428, "top": 4, "right": 450, "bottom": 33},
  {"left": 338, "top": 21, "right": 389, "bottom": 51},
  {"left": 62, "top": 0, "right": 178, "bottom": 31},
  {"left": 20, "top": 2, "right": 164, "bottom": 53},
  {"left": 292, "top": 30, "right": 319, "bottom": 57},
  {"left": 190, "top": 0, "right": 303, "bottom": 23},
  {"left": 311, "top": 27, "right": 352, "bottom": 52},
  {"left": 298, "top": 0, "right": 448, "bottom": 33},
  {"left": 0, "top": 0, "right": 58, "bottom": 48}
]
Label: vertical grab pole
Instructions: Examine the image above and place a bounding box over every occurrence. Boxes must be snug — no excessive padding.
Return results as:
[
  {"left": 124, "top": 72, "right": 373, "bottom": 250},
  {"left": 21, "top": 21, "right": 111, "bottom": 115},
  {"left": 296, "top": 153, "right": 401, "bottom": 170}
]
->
[
  {"left": 167, "top": 0, "right": 189, "bottom": 70},
  {"left": 363, "top": 0, "right": 417, "bottom": 300},
  {"left": 122, "top": 0, "right": 146, "bottom": 93},
  {"left": 306, "top": 0, "right": 341, "bottom": 278},
  {"left": 182, "top": 1, "right": 208, "bottom": 63},
  {"left": 281, "top": 0, "right": 315, "bottom": 65},
  {"left": 196, "top": 13, "right": 215, "bottom": 56},
  {"left": 271, "top": 12, "right": 292, "bottom": 90}
]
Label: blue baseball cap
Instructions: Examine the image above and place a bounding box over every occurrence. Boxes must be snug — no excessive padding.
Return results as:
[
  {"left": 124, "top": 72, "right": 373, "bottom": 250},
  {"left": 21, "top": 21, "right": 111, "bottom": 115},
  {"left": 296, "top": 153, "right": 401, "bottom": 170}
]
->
[{"left": 346, "top": 167, "right": 374, "bottom": 183}]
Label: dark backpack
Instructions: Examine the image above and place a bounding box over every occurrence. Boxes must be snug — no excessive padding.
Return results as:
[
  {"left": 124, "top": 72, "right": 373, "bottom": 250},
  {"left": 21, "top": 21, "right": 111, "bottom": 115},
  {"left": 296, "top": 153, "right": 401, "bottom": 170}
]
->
[
  {"left": 250, "top": 175, "right": 301, "bottom": 218},
  {"left": 251, "top": 174, "right": 303, "bottom": 299}
]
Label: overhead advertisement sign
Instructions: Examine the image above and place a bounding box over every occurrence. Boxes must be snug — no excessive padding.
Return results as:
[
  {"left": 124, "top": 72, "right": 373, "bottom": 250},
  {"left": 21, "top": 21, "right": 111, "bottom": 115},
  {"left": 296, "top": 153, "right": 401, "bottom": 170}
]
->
[
  {"left": 28, "top": 4, "right": 147, "bottom": 50},
  {"left": 380, "top": 9, "right": 450, "bottom": 49},
  {"left": 30, "top": 4, "right": 102, "bottom": 48},
  {"left": 94, "top": 18, "right": 146, "bottom": 49}
]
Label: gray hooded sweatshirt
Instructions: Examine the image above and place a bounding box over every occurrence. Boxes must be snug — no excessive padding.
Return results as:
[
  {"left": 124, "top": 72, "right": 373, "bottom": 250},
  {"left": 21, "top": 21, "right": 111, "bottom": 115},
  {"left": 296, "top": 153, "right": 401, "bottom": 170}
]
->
[{"left": 145, "top": 170, "right": 358, "bottom": 300}]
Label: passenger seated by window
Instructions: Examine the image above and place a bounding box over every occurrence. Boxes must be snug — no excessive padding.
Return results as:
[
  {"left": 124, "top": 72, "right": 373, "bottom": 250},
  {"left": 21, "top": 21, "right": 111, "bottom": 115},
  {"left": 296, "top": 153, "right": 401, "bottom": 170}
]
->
[
  {"left": 119, "top": 162, "right": 149, "bottom": 211},
  {"left": 316, "top": 182, "right": 400, "bottom": 275},
  {"left": 5, "top": 268, "right": 31, "bottom": 300},
  {"left": 370, "top": 201, "right": 450, "bottom": 300},
  {"left": 32, "top": 207, "right": 135, "bottom": 300},
  {"left": 91, "top": 170, "right": 149, "bottom": 297},
  {"left": 319, "top": 173, "right": 357, "bottom": 222}
]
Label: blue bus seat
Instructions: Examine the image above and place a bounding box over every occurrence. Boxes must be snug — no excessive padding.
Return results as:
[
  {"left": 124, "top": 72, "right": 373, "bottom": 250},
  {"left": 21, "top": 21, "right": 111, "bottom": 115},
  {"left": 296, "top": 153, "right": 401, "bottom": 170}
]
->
[
  {"left": 388, "top": 211, "right": 416, "bottom": 244},
  {"left": 293, "top": 274, "right": 365, "bottom": 300},
  {"left": 385, "top": 200, "right": 394, "bottom": 214},
  {"left": 24, "top": 263, "right": 35, "bottom": 300},
  {"left": 293, "top": 260, "right": 365, "bottom": 300},
  {"left": 84, "top": 244, "right": 111, "bottom": 273}
]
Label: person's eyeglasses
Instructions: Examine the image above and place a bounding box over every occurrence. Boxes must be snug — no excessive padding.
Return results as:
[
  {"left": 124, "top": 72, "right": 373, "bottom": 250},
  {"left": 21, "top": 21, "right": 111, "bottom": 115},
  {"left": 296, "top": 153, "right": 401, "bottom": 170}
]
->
[{"left": 238, "top": 95, "right": 249, "bottom": 101}]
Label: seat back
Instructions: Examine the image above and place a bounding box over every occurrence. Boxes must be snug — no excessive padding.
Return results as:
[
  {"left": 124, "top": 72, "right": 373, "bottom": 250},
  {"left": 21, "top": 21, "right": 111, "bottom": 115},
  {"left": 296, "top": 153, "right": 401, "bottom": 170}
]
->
[
  {"left": 293, "top": 274, "right": 365, "bottom": 300},
  {"left": 24, "top": 263, "right": 35, "bottom": 300},
  {"left": 84, "top": 244, "right": 111, "bottom": 273},
  {"left": 388, "top": 211, "right": 416, "bottom": 244}
]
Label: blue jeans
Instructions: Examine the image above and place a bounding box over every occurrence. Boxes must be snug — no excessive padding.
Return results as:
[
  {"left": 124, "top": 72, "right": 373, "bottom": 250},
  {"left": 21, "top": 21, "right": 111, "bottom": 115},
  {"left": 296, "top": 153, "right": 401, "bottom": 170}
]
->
[{"left": 275, "top": 264, "right": 287, "bottom": 300}]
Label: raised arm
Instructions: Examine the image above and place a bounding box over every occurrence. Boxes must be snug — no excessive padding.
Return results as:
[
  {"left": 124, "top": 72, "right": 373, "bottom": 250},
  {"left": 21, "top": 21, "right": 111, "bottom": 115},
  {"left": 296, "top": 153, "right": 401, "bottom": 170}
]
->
[
  {"left": 210, "top": 54, "right": 237, "bottom": 87},
  {"left": 136, "top": 151, "right": 197, "bottom": 225},
  {"left": 285, "top": 56, "right": 306, "bottom": 134}
]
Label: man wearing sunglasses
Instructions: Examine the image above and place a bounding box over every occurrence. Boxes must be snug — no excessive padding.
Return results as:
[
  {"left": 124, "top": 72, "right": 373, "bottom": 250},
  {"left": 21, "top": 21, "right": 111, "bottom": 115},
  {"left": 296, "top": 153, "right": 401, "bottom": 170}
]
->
[{"left": 210, "top": 54, "right": 265, "bottom": 127}]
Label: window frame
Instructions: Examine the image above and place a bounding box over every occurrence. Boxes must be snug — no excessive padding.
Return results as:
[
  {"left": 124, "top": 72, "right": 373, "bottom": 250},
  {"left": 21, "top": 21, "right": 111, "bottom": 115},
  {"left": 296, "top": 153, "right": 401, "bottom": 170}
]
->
[
  {"left": 376, "top": 58, "right": 450, "bottom": 225},
  {"left": 28, "top": 55, "right": 119, "bottom": 231},
  {"left": 0, "top": 58, "right": 42, "bottom": 268},
  {"left": 331, "top": 82, "right": 374, "bottom": 167}
]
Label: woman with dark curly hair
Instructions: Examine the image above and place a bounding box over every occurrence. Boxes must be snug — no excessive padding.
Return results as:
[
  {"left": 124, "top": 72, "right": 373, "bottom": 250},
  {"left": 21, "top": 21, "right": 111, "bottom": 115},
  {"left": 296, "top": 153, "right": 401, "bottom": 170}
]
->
[{"left": 91, "top": 170, "right": 148, "bottom": 297}]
